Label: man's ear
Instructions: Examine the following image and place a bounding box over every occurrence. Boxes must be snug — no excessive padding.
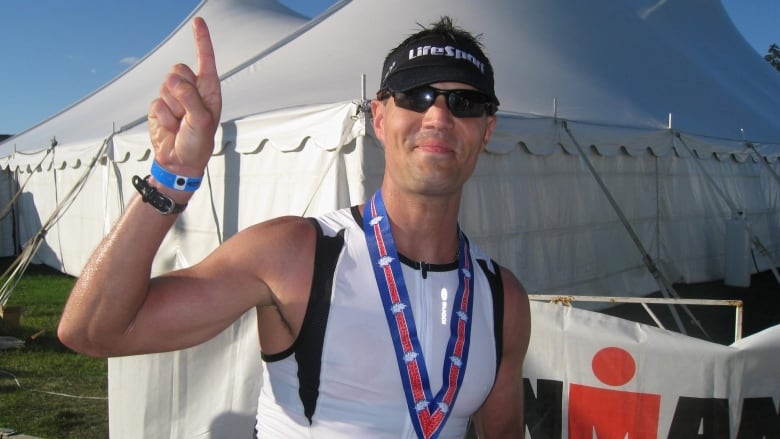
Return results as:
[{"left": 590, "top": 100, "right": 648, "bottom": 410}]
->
[
  {"left": 482, "top": 115, "right": 497, "bottom": 151},
  {"left": 371, "top": 100, "right": 386, "bottom": 143}
]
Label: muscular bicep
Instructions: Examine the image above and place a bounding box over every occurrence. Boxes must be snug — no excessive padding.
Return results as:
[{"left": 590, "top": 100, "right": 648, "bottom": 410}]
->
[
  {"left": 473, "top": 267, "right": 531, "bottom": 438},
  {"left": 123, "top": 262, "right": 266, "bottom": 354},
  {"left": 119, "top": 216, "right": 316, "bottom": 355}
]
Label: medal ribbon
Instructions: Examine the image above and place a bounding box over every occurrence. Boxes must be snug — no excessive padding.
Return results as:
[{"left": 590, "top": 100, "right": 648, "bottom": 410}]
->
[{"left": 363, "top": 191, "right": 474, "bottom": 439}]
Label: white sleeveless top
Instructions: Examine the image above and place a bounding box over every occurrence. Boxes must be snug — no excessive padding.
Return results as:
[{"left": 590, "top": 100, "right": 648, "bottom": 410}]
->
[{"left": 255, "top": 207, "right": 503, "bottom": 438}]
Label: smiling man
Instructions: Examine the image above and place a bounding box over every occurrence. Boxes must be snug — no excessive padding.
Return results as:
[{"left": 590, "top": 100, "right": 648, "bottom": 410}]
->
[{"left": 58, "top": 15, "right": 531, "bottom": 439}]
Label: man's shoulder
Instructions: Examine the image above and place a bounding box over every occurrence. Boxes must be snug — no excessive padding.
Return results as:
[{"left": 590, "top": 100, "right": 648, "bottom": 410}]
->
[
  {"left": 310, "top": 205, "right": 361, "bottom": 236},
  {"left": 465, "top": 240, "right": 526, "bottom": 304},
  {"left": 464, "top": 237, "right": 496, "bottom": 269}
]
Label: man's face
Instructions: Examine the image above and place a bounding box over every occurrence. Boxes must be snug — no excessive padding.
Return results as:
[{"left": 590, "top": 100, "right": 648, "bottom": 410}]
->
[{"left": 371, "top": 82, "right": 497, "bottom": 198}]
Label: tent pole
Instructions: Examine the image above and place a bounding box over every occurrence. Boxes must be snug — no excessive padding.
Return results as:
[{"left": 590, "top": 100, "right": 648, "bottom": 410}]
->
[
  {"left": 12, "top": 146, "right": 20, "bottom": 256},
  {"left": 562, "top": 120, "right": 712, "bottom": 338},
  {"left": 655, "top": 154, "right": 662, "bottom": 266},
  {"left": 676, "top": 133, "right": 780, "bottom": 285},
  {"left": 11, "top": 165, "right": 20, "bottom": 256}
]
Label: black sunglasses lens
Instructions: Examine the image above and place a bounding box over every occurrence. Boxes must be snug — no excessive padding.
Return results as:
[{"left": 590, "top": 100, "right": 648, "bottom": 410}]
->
[
  {"left": 447, "top": 91, "right": 487, "bottom": 117},
  {"left": 393, "top": 87, "right": 490, "bottom": 117},
  {"left": 395, "top": 88, "right": 435, "bottom": 112}
]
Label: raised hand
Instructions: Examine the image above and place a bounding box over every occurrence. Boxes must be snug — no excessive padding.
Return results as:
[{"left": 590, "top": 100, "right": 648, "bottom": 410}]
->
[{"left": 148, "top": 17, "right": 222, "bottom": 177}]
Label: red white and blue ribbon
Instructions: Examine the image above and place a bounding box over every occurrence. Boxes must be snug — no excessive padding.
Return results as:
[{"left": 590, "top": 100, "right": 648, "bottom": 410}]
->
[{"left": 363, "top": 191, "right": 474, "bottom": 439}]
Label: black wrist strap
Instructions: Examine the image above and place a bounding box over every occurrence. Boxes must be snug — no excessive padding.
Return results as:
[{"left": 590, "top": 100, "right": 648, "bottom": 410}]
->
[{"left": 132, "top": 175, "right": 188, "bottom": 215}]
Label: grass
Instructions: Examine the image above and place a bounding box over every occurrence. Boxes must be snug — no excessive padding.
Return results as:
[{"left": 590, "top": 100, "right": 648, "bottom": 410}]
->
[{"left": 0, "top": 259, "right": 108, "bottom": 439}]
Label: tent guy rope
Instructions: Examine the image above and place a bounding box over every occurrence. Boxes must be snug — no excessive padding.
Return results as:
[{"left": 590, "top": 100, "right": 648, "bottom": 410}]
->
[
  {"left": 0, "top": 136, "right": 112, "bottom": 311},
  {"left": 562, "top": 120, "right": 711, "bottom": 339}
]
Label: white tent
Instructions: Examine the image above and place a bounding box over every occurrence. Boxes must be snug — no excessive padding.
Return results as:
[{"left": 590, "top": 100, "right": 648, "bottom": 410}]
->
[{"left": 1, "top": 0, "right": 779, "bottom": 436}]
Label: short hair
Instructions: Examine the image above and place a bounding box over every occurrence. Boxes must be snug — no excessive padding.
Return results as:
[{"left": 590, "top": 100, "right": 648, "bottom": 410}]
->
[{"left": 378, "top": 16, "right": 499, "bottom": 110}]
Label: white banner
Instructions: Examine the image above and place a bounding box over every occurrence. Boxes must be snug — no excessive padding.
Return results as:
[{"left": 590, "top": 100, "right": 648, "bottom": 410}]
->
[{"left": 523, "top": 301, "right": 780, "bottom": 438}]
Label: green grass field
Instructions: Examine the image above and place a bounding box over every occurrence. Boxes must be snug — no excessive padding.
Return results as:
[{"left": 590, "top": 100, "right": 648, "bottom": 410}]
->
[{"left": 1, "top": 260, "right": 108, "bottom": 439}]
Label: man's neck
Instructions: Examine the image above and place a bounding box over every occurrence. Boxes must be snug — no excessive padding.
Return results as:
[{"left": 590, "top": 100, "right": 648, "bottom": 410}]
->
[{"left": 378, "top": 186, "right": 462, "bottom": 265}]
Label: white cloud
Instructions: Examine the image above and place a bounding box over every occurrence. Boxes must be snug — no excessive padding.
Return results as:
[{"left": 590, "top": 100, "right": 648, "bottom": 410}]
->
[{"left": 120, "top": 56, "right": 139, "bottom": 66}]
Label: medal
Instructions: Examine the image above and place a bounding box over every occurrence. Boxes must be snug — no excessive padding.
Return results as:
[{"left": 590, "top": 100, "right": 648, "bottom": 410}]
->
[{"left": 363, "top": 190, "right": 474, "bottom": 439}]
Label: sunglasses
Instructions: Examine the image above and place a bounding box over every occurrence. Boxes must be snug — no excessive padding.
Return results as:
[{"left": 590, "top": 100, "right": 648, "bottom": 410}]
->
[{"left": 380, "top": 86, "right": 496, "bottom": 118}]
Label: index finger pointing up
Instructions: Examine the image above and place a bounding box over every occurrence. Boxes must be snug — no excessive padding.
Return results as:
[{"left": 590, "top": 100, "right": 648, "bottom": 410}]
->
[{"left": 192, "top": 17, "right": 218, "bottom": 80}]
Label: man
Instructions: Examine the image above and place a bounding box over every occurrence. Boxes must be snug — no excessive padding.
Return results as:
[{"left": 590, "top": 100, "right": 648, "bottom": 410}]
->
[{"left": 58, "top": 15, "right": 530, "bottom": 438}]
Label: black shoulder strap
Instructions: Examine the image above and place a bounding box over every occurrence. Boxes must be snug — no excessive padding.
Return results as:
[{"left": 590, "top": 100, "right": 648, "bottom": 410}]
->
[
  {"left": 295, "top": 217, "right": 344, "bottom": 423},
  {"left": 477, "top": 258, "right": 505, "bottom": 375}
]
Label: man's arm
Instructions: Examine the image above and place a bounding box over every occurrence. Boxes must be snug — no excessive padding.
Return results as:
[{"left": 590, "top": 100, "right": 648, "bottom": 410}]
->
[
  {"left": 56, "top": 18, "right": 305, "bottom": 357},
  {"left": 58, "top": 208, "right": 314, "bottom": 357},
  {"left": 472, "top": 266, "right": 531, "bottom": 438}
]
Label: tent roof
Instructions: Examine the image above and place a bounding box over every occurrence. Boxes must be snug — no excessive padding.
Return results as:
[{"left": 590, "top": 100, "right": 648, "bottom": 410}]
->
[
  {"left": 215, "top": 0, "right": 780, "bottom": 144},
  {"left": 2, "top": 0, "right": 779, "bottom": 159}
]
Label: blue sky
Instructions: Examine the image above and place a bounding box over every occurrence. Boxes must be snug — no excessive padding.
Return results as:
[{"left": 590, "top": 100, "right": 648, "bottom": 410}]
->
[{"left": 1, "top": 0, "right": 777, "bottom": 136}]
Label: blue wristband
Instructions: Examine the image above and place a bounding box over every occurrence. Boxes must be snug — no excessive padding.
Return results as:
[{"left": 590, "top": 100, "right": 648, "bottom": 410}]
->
[{"left": 150, "top": 160, "right": 202, "bottom": 192}]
